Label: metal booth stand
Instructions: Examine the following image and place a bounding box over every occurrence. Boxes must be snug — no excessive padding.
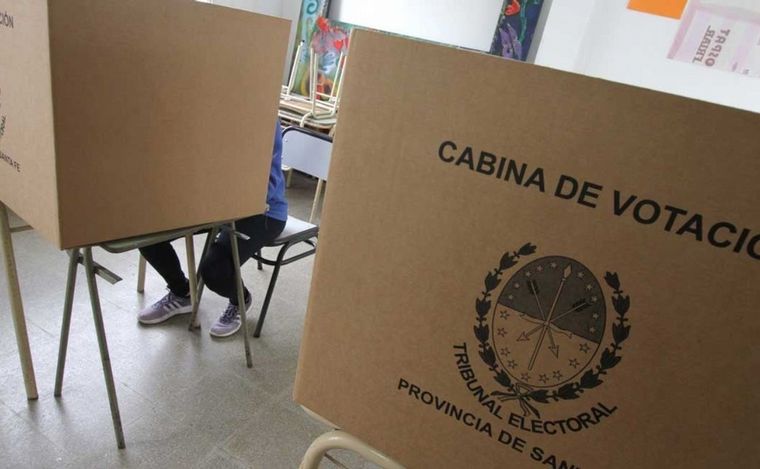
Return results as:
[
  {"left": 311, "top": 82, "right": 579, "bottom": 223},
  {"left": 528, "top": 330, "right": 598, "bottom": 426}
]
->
[
  {"left": 55, "top": 220, "right": 254, "bottom": 449},
  {"left": 0, "top": 202, "right": 38, "bottom": 401},
  {"left": 0, "top": 201, "right": 253, "bottom": 449}
]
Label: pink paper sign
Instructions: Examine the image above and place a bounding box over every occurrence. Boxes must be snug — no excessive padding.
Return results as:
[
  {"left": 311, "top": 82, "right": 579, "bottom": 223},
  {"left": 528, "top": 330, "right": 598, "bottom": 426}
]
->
[{"left": 669, "top": 0, "right": 760, "bottom": 78}]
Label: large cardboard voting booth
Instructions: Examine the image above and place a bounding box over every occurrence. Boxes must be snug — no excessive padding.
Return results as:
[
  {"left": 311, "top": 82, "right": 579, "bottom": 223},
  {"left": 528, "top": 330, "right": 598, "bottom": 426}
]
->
[
  {"left": 295, "top": 30, "right": 760, "bottom": 468},
  {"left": 0, "top": 0, "right": 291, "bottom": 449},
  {"left": 0, "top": 0, "right": 289, "bottom": 248}
]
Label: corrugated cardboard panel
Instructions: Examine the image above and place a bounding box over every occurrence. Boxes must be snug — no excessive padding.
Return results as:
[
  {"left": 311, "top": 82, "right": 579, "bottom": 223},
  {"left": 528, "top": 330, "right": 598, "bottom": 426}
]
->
[
  {"left": 48, "top": 0, "right": 289, "bottom": 248},
  {"left": 0, "top": 0, "right": 59, "bottom": 245},
  {"left": 294, "top": 29, "right": 760, "bottom": 468}
]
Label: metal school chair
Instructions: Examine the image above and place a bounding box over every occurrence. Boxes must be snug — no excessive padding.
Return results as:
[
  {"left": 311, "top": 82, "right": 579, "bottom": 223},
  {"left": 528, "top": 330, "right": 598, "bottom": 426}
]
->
[
  {"left": 134, "top": 222, "right": 255, "bottom": 364},
  {"left": 299, "top": 407, "right": 404, "bottom": 469},
  {"left": 251, "top": 126, "right": 332, "bottom": 337},
  {"left": 135, "top": 127, "right": 330, "bottom": 339}
]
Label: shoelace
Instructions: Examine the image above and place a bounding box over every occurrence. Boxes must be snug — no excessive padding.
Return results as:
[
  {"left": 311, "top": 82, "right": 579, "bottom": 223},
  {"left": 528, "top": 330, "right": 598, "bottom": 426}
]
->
[
  {"left": 154, "top": 292, "right": 177, "bottom": 309},
  {"left": 220, "top": 303, "right": 239, "bottom": 324}
]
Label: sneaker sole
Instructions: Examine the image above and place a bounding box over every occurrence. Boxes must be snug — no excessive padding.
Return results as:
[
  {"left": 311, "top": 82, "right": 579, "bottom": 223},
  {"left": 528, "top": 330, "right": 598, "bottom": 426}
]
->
[
  {"left": 138, "top": 305, "right": 193, "bottom": 325},
  {"left": 208, "top": 301, "right": 252, "bottom": 338},
  {"left": 209, "top": 323, "right": 242, "bottom": 338}
]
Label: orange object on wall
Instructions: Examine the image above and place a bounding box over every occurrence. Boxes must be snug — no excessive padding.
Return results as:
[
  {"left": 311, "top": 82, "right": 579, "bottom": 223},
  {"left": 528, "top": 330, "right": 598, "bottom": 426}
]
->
[{"left": 628, "top": 0, "right": 688, "bottom": 19}]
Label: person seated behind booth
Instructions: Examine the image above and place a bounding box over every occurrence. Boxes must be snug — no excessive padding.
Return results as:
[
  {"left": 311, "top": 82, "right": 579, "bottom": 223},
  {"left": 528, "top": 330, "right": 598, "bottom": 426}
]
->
[{"left": 137, "top": 122, "right": 287, "bottom": 337}]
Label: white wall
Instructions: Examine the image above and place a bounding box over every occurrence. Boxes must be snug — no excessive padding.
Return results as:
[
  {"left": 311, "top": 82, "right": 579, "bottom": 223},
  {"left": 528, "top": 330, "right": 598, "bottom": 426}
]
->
[
  {"left": 209, "top": 0, "right": 282, "bottom": 16},
  {"left": 330, "top": 0, "right": 504, "bottom": 51},
  {"left": 206, "top": 1, "right": 760, "bottom": 113},
  {"left": 535, "top": 0, "right": 760, "bottom": 113},
  {"left": 204, "top": 0, "right": 302, "bottom": 80}
]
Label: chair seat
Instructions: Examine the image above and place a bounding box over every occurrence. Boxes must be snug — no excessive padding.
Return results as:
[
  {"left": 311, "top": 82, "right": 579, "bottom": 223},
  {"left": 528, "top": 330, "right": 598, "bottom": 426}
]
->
[
  {"left": 270, "top": 216, "right": 318, "bottom": 246},
  {"left": 100, "top": 222, "right": 218, "bottom": 253}
]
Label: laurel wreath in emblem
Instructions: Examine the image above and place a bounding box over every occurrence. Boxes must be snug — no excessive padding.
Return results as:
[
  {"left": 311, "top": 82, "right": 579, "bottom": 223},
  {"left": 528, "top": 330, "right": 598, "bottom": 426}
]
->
[
  {"left": 1, "top": 88, "right": 6, "bottom": 141},
  {"left": 473, "top": 243, "right": 631, "bottom": 419},
  {"left": 0, "top": 98, "right": 6, "bottom": 141},
  {"left": 0, "top": 89, "right": 6, "bottom": 139}
]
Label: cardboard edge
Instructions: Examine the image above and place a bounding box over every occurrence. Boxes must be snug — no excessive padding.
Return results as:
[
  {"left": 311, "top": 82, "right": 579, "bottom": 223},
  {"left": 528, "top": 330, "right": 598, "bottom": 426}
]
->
[
  {"left": 44, "top": 0, "right": 63, "bottom": 249},
  {"left": 293, "top": 29, "right": 357, "bottom": 405}
]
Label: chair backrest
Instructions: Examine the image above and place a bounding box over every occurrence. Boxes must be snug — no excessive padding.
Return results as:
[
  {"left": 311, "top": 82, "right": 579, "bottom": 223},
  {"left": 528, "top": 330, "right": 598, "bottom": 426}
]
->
[{"left": 281, "top": 127, "right": 332, "bottom": 181}]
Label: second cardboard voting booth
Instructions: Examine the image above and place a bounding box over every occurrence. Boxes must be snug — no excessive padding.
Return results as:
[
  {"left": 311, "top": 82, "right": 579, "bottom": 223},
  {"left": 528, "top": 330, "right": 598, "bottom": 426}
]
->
[{"left": 295, "top": 29, "right": 760, "bottom": 468}]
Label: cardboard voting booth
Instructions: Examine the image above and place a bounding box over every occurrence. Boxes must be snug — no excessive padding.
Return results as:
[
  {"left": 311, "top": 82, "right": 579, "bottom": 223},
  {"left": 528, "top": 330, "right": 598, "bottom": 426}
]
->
[
  {"left": 0, "top": 0, "right": 289, "bottom": 249},
  {"left": 294, "top": 30, "right": 760, "bottom": 468}
]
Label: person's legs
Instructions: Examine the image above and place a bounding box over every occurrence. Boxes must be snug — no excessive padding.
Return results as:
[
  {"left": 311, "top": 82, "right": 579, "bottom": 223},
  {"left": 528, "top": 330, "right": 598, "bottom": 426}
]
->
[
  {"left": 139, "top": 241, "right": 189, "bottom": 297},
  {"left": 137, "top": 240, "right": 192, "bottom": 324},
  {"left": 200, "top": 215, "right": 286, "bottom": 337}
]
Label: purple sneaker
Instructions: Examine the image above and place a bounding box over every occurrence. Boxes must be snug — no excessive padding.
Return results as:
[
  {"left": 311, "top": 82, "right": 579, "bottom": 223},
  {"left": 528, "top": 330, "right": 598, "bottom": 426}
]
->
[
  {"left": 138, "top": 291, "right": 192, "bottom": 325},
  {"left": 209, "top": 296, "right": 252, "bottom": 338}
]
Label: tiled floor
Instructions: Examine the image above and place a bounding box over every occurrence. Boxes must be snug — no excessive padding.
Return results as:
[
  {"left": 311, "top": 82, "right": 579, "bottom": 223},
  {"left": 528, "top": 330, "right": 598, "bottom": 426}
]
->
[{"left": 0, "top": 174, "right": 378, "bottom": 468}]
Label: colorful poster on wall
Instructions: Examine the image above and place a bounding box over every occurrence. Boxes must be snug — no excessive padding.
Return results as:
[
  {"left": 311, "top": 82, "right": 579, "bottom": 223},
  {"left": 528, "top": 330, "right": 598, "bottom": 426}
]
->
[
  {"left": 292, "top": 0, "right": 330, "bottom": 60},
  {"left": 489, "top": 0, "right": 545, "bottom": 61},
  {"left": 668, "top": 0, "right": 760, "bottom": 78},
  {"left": 627, "top": 0, "right": 688, "bottom": 19},
  {"left": 290, "top": 0, "right": 328, "bottom": 96},
  {"left": 290, "top": 0, "right": 352, "bottom": 98}
]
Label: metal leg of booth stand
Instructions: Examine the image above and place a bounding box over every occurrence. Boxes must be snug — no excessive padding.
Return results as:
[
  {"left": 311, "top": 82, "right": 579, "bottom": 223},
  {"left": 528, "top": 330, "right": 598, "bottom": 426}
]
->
[
  {"left": 83, "top": 247, "right": 125, "bottom": 449},
  {"left": 188, "top": 227, "right": 218, "bottom": 331},
  {"left": 136, "top": 254, "right": 147, "bottom": 293},
  {"left": 184, "top": 234, "right": 198, "bottom": 317},
  {"left": 299, "top": 430, "right": 405, "bottom": 469},
  {"left": 54, "top": 248, "right": 80, "bottom": 397},
  {"left": 0, "top": 202, "right": 38, "bottom": 401},
  {"left": 188, "top": 277, "right": 205, "bottom": 331},
  {"left": 229, "top": 222, "right": 252, "bottom": 368}
]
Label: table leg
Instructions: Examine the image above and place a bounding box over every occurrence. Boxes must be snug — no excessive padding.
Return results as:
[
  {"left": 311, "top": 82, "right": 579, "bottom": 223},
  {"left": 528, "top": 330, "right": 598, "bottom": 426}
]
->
[
  {"left": 286, "top": 167, "right": 293, "bottom": 188},
  {"left": 54, "top": 248, "right": 80, "bottom": 397},
  {"left": 310, "top": 179, "right": 324, "bottom": 224},
  {"left": 83, "top": 247, "right": 126, "bottom": 449},
  {"left": 229, "top": 222, "right": 252, "bottom": 368},
  {"left": 0, "top": 202, "right": 38, "bottom": 400}
]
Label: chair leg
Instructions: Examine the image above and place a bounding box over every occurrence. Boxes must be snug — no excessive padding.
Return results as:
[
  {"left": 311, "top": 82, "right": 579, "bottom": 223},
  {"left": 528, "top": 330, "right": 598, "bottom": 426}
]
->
[
  {"left": 54, "top": 248, "right": 80, "bottom": 397},
  {"left": 299, "top": 430, "right": 404, "bottom": 469},
  {"left": 254, "top": 244, "right": 290, "bottom": 338},
  {"left": 83, "top": 247, "right": 126, "bottom": 449},
  {"left": 136, "top": 254, "right": 146, "bottom": 293},
  {"left": 256, "top": 250, "right": 263, "bottom": 271},
  {"left": 229, "top": 222, "right": 253, "bottom": 368}
]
